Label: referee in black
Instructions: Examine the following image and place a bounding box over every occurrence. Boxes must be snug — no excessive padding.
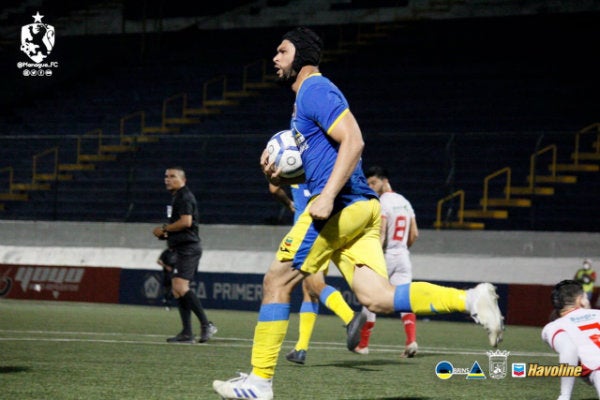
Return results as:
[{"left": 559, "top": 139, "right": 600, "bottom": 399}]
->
[{"left": 153, "top": 166, "right": 217, "bottom": 343}]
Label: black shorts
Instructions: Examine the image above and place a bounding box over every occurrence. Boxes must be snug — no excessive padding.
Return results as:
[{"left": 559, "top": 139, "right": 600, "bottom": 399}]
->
[{"left": 172, "top": 244, "right": 202, "bottom": 281}]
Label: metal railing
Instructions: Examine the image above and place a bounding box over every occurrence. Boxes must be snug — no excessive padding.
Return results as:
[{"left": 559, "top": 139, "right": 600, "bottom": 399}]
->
[
  {"left": 528, "top": 144, "right": 557, "bottom": 188},
  {"left": 32, "top": 147, "right": 59, "bottom": 181},
  {"left": 573, "top": 122, "right": 600, "bottom": 165},
  {"left": 120, "top": 111, "right": 146, "bottom": 141},
  {"left": 482, "top": 167, "right": 511, "bottom": 211},
  {"left": 0, "top": 166, "right": 14, "bottom": 193},
  {"left": 77, "top": 129, "right": 103, "bottom": 162},
  {"left": 435, "top": 189, "right": 465, "bottom": 228}
]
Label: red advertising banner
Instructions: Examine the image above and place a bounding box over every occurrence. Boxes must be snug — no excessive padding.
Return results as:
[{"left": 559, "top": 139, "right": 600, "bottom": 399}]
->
[
  {"left": 0, "top": 264, "right": 120, "bottom": 303},
  {"left": 506, "top": 284, "right": 556, "bottom": 327}
]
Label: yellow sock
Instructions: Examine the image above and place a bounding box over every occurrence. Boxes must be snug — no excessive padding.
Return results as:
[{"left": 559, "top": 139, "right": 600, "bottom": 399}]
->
[
  {"left": 405, "top": 282, "right": 467, "bottom": 315},
  {"left": 296, "top": 302, "right": 318, "bottom": 350},
  {"left": 251, "top": 304, "right": 290, "bottom": 379},
  {"left": 321, "top": 286, "right": 354, "bottom": 325}
]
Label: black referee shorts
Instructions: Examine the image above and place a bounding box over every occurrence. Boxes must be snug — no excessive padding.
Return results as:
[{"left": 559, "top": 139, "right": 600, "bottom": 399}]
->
[{"left": 172, "top": 244, "right": 202, "bottom": 281}]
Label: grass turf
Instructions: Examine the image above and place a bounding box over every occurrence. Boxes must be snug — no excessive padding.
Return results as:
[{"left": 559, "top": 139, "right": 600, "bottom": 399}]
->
[{"left": 0, "top": 299, "right": 597, "bottom": 399}]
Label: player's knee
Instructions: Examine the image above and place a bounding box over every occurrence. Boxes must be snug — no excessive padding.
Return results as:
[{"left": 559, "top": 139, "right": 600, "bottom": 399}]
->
[
  {"left": 262, "top": 264, "right": 302, "bottom": 297},
  {"left": 262, "top": 271, "right": 278, "bottom": 295},
  {"left": 171, "top": 277, "right": 188, "bottom": 294},
  {"left": 365, "top": 302, "right": 389, "bottom": 314},
  {"left": 305, "top": 280, "right": 325, "bottom": 297},
  {"left": 352, "top": 274, "right": 394, "bottom": 313},
  {"left": 354, "top": 294, "right": 385, "bottom": 314}
]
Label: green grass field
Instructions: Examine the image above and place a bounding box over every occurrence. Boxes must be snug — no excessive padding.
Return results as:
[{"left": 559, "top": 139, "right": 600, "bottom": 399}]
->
[{"left": 0, "top": 299, "right": 597, "bottom": 400}]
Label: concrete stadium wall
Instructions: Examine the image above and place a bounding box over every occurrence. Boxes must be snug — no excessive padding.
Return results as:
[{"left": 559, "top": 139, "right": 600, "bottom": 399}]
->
[
  {"left": 0, "top": 220, "right": 597, "bottom": 285},
  {"left": 1, "top": 220, "right": 598, "bottom": 326}
]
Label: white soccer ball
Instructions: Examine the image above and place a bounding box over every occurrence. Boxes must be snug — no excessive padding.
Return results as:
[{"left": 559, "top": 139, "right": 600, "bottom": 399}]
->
[{"left": 266, "top": 130, "right": 304, "bottom": 178}]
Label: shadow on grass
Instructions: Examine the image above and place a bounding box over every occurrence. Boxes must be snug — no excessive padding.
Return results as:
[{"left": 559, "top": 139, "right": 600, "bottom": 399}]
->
[
  {"left": 0, "top": 366, "right": 30, "bottom": 374},
  {"left": 347, "top": 397, "right": 431, "bottom": 400},
  {"left": 314, "top": 358, "right": 404, "bottom": 371}
]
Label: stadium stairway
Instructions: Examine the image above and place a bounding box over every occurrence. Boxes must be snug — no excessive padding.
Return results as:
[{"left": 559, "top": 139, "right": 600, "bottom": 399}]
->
[
  {"left": 1, "top": 18, "right": 599, "bottom": 231},
  {"left": 0, "top": 22, "right": 386, "bottom": 218},
  {"left": 434, "top": 124, "right": 600, "bottom": 231},
  {"left": 0, "top": 134, "right": 277, "bottom": 224}
]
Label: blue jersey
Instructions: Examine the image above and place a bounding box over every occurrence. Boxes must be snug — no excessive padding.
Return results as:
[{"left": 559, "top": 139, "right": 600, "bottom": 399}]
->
[
  {"left": 290, "top": 183, "right": 311, "bottom": 222},
  {"left": 291, "top": 73, "right": 376, "bottom": 205}
]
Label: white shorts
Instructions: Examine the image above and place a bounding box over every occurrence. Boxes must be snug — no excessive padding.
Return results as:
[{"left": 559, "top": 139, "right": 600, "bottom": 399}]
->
[{"left": 385, "top": 251, "right": 412, "bottom": 286}]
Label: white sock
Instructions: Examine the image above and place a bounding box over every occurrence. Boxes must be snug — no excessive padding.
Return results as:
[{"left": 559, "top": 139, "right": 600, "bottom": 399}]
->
[{"left": 465, "top": 287, "right": 476, "bottom": 314}]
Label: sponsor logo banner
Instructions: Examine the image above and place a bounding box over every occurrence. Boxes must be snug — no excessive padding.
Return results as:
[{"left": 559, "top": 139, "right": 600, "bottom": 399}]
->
[
  {"left": 119, "top": 270, "right": 361, "bottom": 311},
  {"left": 0, "top": 264, "right": 120, "bottom": 303}
]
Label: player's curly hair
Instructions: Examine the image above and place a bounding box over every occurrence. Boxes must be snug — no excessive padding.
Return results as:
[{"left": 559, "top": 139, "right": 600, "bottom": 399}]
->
[
  {"left": 365, "top": 165, "right": 389, "bottom": 179},
  {"left": 550, "top": 279, "right": 583, "bottom": 310}
]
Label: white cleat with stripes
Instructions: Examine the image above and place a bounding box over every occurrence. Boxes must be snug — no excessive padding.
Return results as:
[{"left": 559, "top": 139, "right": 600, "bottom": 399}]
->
[{"left": 213, "top": 373, "right": 273, "bottom": 400}]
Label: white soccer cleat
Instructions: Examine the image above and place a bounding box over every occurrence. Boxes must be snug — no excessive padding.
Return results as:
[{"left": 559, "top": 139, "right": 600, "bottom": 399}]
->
[
  {"left": 353, "top": 345, "right": 369, "bottom": 355},
  {"left": 469, "top": 283, "right": 504, "bottom": 347},
  {"left": 401, "top": 341, "right": 418, "bottom": 358},
  {"left": 212, "top": 373, "right": 273, "bottom": 400}
]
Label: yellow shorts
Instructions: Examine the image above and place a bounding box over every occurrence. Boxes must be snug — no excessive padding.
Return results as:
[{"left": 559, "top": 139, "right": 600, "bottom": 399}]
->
[{"left": 276, "top": 197, "right": 387, "bottom": 286}]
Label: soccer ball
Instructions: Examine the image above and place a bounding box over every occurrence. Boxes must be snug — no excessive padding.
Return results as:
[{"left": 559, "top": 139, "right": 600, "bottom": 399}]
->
[{"left": 266, "top": 130, "right": 304, "bottom": 178}]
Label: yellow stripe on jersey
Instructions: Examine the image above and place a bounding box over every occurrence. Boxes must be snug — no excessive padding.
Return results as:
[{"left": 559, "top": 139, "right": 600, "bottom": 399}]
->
[{"left": 327, "top": 108, "right": 349, "bottom": 134}]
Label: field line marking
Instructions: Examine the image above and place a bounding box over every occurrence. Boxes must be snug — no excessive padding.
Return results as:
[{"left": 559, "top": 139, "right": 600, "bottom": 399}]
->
[{"left": 0, "top": 330, "right": 556, "bottom": 357}]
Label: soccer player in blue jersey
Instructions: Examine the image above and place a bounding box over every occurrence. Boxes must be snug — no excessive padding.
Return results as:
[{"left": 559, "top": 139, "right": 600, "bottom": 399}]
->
[
  {"left": 213, "top": 27, "right": 503, "bottom": 400},
  {"left": 269, "top": 182, "right": 357, "bottom": 365}
]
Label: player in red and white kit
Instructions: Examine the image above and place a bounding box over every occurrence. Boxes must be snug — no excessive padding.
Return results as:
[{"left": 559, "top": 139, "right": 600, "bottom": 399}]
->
[
  {"left": 542, "top": 279, "right": 600, "bottom": 400},
  {"left": 354, "top": 166, "right": 419, "bottom": 357}
]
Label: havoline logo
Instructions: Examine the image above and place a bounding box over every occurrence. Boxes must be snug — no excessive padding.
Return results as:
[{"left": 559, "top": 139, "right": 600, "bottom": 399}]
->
[{"left": 527, "top": 363, "right": 582, "bottom": 377}]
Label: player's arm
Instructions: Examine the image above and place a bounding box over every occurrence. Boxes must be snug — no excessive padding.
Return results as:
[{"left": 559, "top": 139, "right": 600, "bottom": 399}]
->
[
  {"left": 310, "top": 110, "right": 364, "bottom": 220},
  {"left": 542, "top": 323, "right": 578, "bottom": 400},
  {"left": 552, "top": 332, "right": 578, "bottom": 400},
  {"left": 164, "top": 214, "right": 192, "bottom": 232},
  {"left": 407, "top": 216, "right": 419, "bottom": 248},
  {"left": 153, "top": 214, "right": 192, "bottom": 239},
  {"left": 269, "top": 183, "right": 295, "bottom": 213}
]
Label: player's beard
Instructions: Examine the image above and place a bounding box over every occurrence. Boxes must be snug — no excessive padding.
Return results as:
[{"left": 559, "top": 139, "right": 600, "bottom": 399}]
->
[{"left": 276, "top": 67, "right": 296, "bottom": 88}]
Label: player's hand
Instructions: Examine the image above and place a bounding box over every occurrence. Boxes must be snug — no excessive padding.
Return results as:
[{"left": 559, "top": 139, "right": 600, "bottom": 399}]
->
[
  {"left": 260, "top": 148, "right": 282, "bottom": 184},
  {"left": 153, "top": 226, "right": 167, "bottom": 240},
  {"left": 309, "top": 194, "right": 334, "bottom": 220}
]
